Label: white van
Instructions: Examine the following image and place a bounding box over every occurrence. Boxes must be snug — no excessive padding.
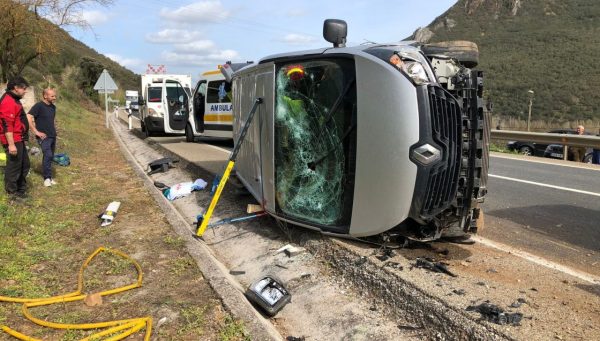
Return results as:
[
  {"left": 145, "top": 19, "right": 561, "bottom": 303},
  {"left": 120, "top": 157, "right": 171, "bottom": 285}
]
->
[
  {"left": 184, "top": 68, "right": 235, "bottom": 142},
  {"left": 139, "top": 74, "right": 192, "bottom": 137}
]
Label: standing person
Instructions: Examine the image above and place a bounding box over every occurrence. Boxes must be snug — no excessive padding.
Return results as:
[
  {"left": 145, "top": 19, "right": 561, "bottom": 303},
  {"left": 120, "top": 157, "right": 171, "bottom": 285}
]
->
[
  {"left": 568, "top": 125, "right": 587, "bottom": 162},
  {"left": 27, "top": 88, "right": 58, "bottom": 187},
  {"left": 0, "top": 76, "right": 30, "bottom": 199}
]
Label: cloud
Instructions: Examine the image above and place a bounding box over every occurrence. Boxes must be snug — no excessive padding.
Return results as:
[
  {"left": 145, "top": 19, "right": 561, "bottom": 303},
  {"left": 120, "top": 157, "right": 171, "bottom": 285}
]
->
[
  {"left": 173, "top": 40, "right": 217, "bottom": 53},
  {"left": 80, "top": 10, "right": 110, "bottom": 25},
  {"left": 159, "top": 1, "right": 230, "bottom": 24},
  {"left": 106, "top": 54, "right": 145, "bottom": 70},
  {"left": 145, "top": 29, "right": 204, "bottom": 44},
  {"left": 161, "top": 49, "right": 239, "bottom": 67},
  {"left": 281, "top": 33, "right": 317, "bottom": 45}
]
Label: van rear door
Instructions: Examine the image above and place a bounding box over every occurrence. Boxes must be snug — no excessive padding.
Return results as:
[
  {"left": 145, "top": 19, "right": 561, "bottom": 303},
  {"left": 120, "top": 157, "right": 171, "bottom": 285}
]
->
[{"left": 163, "top": 80, "right": 189, "bottom": 134}]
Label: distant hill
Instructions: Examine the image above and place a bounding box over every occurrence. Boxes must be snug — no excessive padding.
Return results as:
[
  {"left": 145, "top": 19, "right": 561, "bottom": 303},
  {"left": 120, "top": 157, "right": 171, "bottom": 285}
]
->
[{"left": 412, "top": 0, "right": 600, "bottom": 122}]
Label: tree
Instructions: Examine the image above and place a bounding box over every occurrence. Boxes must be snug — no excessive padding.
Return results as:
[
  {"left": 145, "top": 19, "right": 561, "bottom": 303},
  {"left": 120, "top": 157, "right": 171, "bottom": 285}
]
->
[{"left": 0, "top": 0, "right": 113, "bottom": 83}]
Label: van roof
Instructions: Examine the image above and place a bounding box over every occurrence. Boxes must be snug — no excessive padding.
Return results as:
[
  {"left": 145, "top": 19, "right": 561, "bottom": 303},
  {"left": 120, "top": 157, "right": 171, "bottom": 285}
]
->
[{"left": 259, "top": 41, "right": 419, "bottom": 64}]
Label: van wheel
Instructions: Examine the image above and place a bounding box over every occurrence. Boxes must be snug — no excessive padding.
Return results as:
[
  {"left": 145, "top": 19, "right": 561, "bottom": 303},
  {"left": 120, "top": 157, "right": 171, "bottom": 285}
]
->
[
  {"left": 185, "top": 123, "right": 194, "bottom": 142},
  {"left": 422, "top": 40, "right": 479, "bottom": 68}
]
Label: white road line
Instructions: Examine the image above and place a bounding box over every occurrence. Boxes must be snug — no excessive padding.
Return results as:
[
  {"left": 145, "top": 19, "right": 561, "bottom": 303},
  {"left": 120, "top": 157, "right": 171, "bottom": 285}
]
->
[
  {"left": 491, "top": 153, "right": 600, "bottom": 171},
  {"left": 203, "top": 143, "right": 231, "bottom": 155},
  {"left": 489, "top": 174, "right": 600, "bottom": 197},
  {"left": 473, "top": 236, "right": 600, "bottom": 285}
]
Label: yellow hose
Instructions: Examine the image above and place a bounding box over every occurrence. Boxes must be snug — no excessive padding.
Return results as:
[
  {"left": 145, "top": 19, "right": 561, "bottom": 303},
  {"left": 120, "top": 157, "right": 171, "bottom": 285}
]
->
[{"left": 0, "top": 247, "right": 152, "bottom": 340}]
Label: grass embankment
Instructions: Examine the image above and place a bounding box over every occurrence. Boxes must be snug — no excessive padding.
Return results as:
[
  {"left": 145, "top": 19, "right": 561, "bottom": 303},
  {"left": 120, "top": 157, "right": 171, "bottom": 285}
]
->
[{"left": 0, "top": 98, "right": 249, "bottom": 340}]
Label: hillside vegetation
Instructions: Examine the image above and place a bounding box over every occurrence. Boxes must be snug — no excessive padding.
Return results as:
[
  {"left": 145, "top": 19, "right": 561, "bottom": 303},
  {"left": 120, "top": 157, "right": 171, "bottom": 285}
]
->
[{"left": 413, "top": 0, "right": 600, "bottom": 122}]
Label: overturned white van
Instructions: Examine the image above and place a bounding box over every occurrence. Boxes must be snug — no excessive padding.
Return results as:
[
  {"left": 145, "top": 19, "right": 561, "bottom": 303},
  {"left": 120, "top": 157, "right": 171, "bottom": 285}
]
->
[{"left": 227, "top": 20, "right": 490, "bottom": 241}]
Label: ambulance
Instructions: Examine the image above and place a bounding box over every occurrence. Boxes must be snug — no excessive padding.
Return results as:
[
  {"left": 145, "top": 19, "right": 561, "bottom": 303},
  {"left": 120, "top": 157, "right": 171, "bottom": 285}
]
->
[{"left": 184, "top": 63, "right": 252, "bottom": 142}]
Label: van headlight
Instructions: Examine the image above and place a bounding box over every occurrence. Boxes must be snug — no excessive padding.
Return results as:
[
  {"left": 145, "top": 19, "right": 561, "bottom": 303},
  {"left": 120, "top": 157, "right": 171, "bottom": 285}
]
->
[
  {"left": 148, "top": 108, "right": 162, "bottom": 117},
  {"left": 403, "top": 61, "right": 430, "bottom": 85}
]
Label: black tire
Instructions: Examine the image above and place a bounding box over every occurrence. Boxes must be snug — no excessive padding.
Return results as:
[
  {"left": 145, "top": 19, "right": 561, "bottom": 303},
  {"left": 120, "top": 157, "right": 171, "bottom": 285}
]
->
[
  {"left": 519, "top": 146, "right": 534, "bottom": 156},
  {"left": 185, "top": 123, "right": 194, "bottom": 143},
  {"left": 422, "top": 40, "right": 479, "bottom": 68}
]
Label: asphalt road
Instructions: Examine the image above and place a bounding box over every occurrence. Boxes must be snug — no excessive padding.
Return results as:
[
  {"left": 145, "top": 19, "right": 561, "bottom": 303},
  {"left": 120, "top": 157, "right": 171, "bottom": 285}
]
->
[{"left": 481, "top": 154, "right": 600, "bottom": 275}]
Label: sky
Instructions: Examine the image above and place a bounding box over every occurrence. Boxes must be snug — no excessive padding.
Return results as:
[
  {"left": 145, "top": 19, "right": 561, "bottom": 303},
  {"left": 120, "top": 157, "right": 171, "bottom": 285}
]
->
[{"left": 69, "top": 0, "right": 458, "bottom": 79}]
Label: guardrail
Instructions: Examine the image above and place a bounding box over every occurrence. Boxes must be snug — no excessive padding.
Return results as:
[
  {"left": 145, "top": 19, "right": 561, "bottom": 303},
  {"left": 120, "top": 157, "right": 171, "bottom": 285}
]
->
[{"left": 491, "top": 130, "right": 600, "bottom": 149}]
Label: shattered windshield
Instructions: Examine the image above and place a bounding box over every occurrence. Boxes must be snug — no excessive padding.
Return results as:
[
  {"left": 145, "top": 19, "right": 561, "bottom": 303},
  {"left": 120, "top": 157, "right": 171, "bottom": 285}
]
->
[{"left": 274, "top": 58, "right": 357, "bottom": 228}]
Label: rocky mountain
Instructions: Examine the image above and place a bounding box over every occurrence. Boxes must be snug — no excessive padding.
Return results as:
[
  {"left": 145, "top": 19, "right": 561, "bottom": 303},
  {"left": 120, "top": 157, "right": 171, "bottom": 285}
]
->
[{"left": 412, "top": 0, "right": 600, "bottom": 121}]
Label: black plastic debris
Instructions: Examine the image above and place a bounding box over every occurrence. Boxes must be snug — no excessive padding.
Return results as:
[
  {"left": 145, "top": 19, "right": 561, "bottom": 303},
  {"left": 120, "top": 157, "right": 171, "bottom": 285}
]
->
[
  {"left": 453, "top": 289, "right": 466, "bottom": 296},
  {"left": 466, "top": 302, "right": 523, "bottom": 326},
  {"left": 147, "top": 157, "right": 178, "bottom": 175},
  {"left": 286, "top": 337, "right": 305, "bottom": 341},
  {"left": 229, "top": 270, "right": 246, "bottom": 275},
  {"left": 245, "top": 275, "right": 291, "bottom": 317},
  {"left": 413, "top": 257, "right": 457, "bottom": 277},
  {"left": 384, "top": 262, "right": 404, "bottom": 270},
  {"left": 510, "top": 298, "right": 527, "bottom": 308},
  {"left": 376, "top": 249, "right": 395, "bottom": 262}
]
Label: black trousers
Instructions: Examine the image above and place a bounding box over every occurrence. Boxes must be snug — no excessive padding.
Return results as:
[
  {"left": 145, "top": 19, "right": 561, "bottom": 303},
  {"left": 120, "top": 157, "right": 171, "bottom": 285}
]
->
[{"left": 3, "top": 141, "right": 30, "bottom": 195}]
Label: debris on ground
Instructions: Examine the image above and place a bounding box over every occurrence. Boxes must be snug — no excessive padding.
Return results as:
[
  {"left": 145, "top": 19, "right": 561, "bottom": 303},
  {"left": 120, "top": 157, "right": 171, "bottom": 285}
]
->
[
  {"left": 466, "top": 301, "right": 524, "bottom": 326},
  {"left": 276, "top": 244, "right": 307, "bottom": 258},
  {"left": 413, "top": 257, "right": 457, "bottom": 277},
  {"left": 83, "top": 292, "right": 103, "bottom": 307},
  {"left": 29, "top": 146, "right": 41, "bottom": 156},
  {"left": 98, "top": 201, "right": 121, "bottom": 227},
  {"left": 245, "top": 276, "right": 291, "bottom": 317},
  {"left": 510, "top": 298, "right": 527, "bottom": 308},
  {"left": 286, "top": 336, "right": 306, "bottom": 341},
  {"left": 247, "top": 204, "right": 263, "bottom": 213},
  {"left": 375, "top": 248, "right": 395, "bottom": 262},
  {"left": 147, "top": 157, "right": 178, "bottom": 175},
  {"left": 163, "top": 179, "right": 207, "bottom": 201},
  {"left": 384, "top": 261, "right": 404, "bottom": 270},
  {"left": 229, "top": 270, "right": 246, "bottom": 275},
  {"left": 453, "top": 289, "right": 466, "bottom": 296},
  {"left": 355, "top": 256, "right": 368, "bottom": 266},
  {"left": 153, "top": 181, "right": 169, "bottom": 189}
]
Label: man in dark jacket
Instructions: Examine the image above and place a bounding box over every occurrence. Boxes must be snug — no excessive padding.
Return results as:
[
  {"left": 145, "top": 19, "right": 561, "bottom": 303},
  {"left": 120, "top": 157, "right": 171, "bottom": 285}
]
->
[
  {"left": 27, "top": 88, "right": 58, "bottom": 187},
  {"left": 0, "top": 76, "right": 30, "bottom": 199}
]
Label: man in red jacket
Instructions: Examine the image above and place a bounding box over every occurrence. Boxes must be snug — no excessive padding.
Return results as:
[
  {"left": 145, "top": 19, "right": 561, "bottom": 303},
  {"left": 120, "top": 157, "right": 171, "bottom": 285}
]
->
[{"left": 1, "top": 76, "right": 30, "bottom": 199}]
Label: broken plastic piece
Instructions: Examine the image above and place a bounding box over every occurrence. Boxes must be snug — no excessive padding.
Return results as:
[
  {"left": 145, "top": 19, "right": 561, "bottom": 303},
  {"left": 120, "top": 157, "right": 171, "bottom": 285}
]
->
[
  {"left": 276, "top": 244, "right": 306, "bottom": 257},
  {"left": 147, "top": 157, "right": 178, "bottom": 175},
  {"left": 99, "top": 201, "right": 121, "bottom": 227},
  {"left": 466, "top": 301, "right": 523, "bottom": 326},
  {"left": 414, "top": 257, "right": 457, "bottom": 277},
  {"left": 245, "top": 275, "right": 291, "bottom": 317}
]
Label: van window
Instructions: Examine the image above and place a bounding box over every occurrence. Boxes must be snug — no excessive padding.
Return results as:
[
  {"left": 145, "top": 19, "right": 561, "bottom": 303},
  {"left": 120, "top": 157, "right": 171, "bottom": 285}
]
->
[
  {"left": 148, "top": 87, "right": 162, "bottom": 102},
  {"left": 206, "top": 81, "right": 230, "bottom": 103},
  {"left": 274, "top": 58, "right": 357, "bottom": 228}
]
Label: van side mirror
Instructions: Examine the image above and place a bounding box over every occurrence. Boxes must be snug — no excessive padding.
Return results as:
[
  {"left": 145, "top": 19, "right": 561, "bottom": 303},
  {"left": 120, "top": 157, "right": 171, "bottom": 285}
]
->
[{"left": 323, "top": 19, "right": 347, "bottom": 48}]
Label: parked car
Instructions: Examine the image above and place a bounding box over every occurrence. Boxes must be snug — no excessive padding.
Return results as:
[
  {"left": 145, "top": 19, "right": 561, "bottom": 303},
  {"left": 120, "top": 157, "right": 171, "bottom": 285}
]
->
[
  {"left": 506, "top": 129, "right": 580, "bottom": 156},
  {"left": 543, "top": 144, "right": 593, "bottom": 163}
]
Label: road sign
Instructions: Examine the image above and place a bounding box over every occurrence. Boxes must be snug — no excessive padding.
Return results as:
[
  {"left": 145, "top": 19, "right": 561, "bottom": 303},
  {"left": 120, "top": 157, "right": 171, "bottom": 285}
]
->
[
  {"left": 94, "top": 69, "right": 119, "bottom": 128},
  {"left": 94, "top": 70, "right": 118, "bottom": 91}
]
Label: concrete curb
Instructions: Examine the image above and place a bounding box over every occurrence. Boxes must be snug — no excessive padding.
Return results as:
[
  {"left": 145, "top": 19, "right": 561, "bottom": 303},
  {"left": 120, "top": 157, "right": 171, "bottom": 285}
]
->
[{"left": 109, "top": 117, "right": 282, "bottom": 341}]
